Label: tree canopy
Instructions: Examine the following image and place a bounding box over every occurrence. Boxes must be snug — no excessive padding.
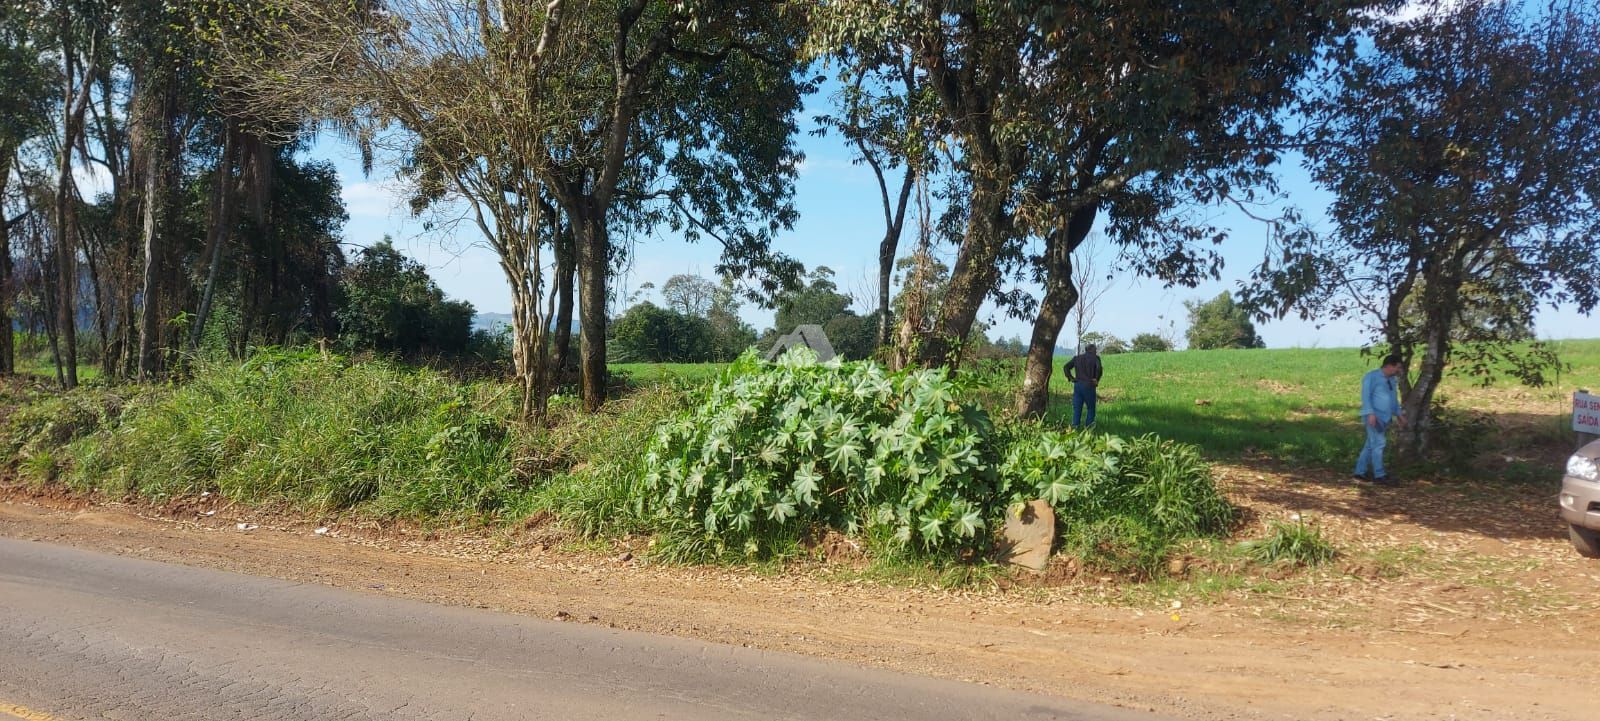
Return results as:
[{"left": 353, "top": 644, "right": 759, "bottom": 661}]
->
[
  {"left": 1186, "top": 292, "right": 1265, "bottom": 350},
  {"left": 1245, "top": 0, "right": 1600, "bottom": 455}
]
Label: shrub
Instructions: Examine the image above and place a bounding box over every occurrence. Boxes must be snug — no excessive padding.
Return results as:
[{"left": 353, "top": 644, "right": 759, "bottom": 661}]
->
[
  {"left": 1128, "top": 333, "right": 1173, "bottom": 353},
  {"left": 609, "top": 302, "right": 716, "bottom": 363},
  {"left": 626, "top": 349, "right": 1236, "bottom": 570},
  {"left": 2, "top": 384, "right": 129, "bottom": 464},
  {"left": 1000, "top": 431, "right": 1234, "bottom": 574},
  {"left": 635, "top": 349, "right": 1005, "bottom": 561}
]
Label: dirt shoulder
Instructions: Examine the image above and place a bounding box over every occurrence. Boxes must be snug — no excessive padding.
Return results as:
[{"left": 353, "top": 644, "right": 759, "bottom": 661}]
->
[{"left": 3, "top": 463, "right": 1596, "bottom": 721}]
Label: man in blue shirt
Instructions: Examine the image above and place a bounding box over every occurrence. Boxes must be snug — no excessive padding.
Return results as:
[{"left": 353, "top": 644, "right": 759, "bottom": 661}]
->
[{"left": 1355, "top": 355, "right": 1406, "bottom": 485}]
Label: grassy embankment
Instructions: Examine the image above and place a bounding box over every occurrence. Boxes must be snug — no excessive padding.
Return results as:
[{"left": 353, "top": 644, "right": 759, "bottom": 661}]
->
[
  {"left": 2, "top": 341, "right": 1594, "bottom": 579},
  {"left": 1, "top": 350, "right": 681, "bottom": 526}
]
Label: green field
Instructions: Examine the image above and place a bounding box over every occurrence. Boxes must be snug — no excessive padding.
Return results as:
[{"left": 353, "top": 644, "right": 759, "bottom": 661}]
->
[{"left": 617, "top": 339, "right": 1600, "bottom": 473}]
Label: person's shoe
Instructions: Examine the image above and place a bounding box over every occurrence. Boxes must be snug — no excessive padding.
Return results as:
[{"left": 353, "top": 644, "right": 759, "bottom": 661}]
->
[
  {"left": 1371, "top": 475, "right": 1398, "bottom": 487},
  {"left": 1351, "top": 472, "right": 1371, "bottom": 483}
]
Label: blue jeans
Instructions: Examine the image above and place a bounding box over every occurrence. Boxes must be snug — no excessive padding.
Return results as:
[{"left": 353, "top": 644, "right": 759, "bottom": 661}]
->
[
  {"left": 1354, "top": 418, "right": 1390, "bottom": 478},
  {"left": 1071, "top": 382, "right": 1097, "bottom": 428}
]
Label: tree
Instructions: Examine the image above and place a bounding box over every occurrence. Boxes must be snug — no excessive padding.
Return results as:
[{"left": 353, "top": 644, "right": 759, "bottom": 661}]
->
[
  {"left": 1185, "top": 292, "right": 1264, "bottom": 350},
  {"left": 609, "top": 302, "right": 713, "bottom": 363},
  {"left": 774, "top": 267, "right": 851, "bottom": 333},
  {"left": 1079, "top": 332, "right": 1127, "bottom": 355},
  {"left": 1249, "top": 0, "right": 1600, "bottom": 456},
  {"left": 810, "top": 0, "right": 1390, "bottom": 421},
  {"left": 766, "top": 266, "right": 881, "bottom": 360},
  {"left": 705, "top": 276, "right": 756, "bottom": 361},
  {"left": 814, "top": 42, "right": 939, "bottom": 348},
  {"left": 1129, "top": 333, "right": 1173, "bottom": 353},
  {"left": 336, "top": 239, "right": 472, "bottom": 356},
  {"left": 0, "top": 1, "right": 56, "bottom": 375},
  {"left": 1068, "top": 232, "right": 1112, "bottom": 354},
  {"left": 210, "top": 0, "right": 809, "bottom": 415},
  {"left": 45, "top": 0, "right": 110, "bottom": 388},
  {"left": 661, "top": 274, "right": 716, "bottom": 318}
]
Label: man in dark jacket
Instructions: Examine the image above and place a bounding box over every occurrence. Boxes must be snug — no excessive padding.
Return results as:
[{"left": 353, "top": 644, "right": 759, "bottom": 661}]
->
[{"left": 1064, "top": 344, "right": 1103, "bottom": 429}]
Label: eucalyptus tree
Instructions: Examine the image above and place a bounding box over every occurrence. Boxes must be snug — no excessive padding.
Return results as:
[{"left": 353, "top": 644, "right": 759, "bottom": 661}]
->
[
  {"left": 1247, "top": 0, "right": 1600, "bottom": 455},
  {"left": 0, "top": 0, "right": 56, "bottom": 375},
  {"left": 811, "top": 0, "right": 1390, "bottom": 418},
  {"left": 45, "top": 0, "right": 118, "bottom": 388}
]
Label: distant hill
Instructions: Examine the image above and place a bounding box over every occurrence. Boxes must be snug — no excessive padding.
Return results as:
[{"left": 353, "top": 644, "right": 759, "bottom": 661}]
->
[
  {"left": 472, "top": 312, "right": 579, "bottom": 335},
  {"left": 472, "top": 312, "right": 515, "bottom": 333}
]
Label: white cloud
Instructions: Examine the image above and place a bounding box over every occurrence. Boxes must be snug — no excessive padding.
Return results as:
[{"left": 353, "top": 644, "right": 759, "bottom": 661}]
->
[
  {"left": 1379, "top": 0, "right": 1497, "bottom": 24},
  {"left": 70, "top": 163, "right": 113, "bottom": 200},
  {"left": 340, "top": 179, "right": 409, "bottom": 220}
]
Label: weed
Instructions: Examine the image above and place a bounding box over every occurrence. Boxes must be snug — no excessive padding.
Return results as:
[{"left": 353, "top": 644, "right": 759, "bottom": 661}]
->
[
  {"left": 1241, "top": 519, "right": 1338, "bottom": 566},
  {"left": 18, "top": 449, "right": 56, "bottom": 484}
]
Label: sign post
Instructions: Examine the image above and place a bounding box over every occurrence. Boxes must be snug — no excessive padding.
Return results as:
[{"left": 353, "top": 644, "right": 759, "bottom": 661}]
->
[{"left": 1575, "top": 390, "right": 1600, "bottom": 449}]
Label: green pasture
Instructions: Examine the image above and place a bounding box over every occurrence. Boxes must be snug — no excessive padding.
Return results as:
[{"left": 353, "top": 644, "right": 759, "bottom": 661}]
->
[{"left": 614, "top": 339, "right": 1600, "bottom": 471}]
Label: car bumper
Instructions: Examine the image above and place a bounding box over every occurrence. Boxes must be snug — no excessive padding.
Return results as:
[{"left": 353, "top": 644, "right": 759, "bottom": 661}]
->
[{"left": 1560, "top": 474, "right": 1600, "bottom": 529}]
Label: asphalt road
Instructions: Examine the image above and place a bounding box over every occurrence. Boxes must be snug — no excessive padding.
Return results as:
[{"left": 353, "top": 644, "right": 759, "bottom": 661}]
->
[{"left": 0, "top": 538, "right": 1165, "bottom": 721}]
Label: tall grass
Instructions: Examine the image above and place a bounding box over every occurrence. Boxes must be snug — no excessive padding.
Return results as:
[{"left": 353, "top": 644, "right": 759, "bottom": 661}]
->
[
  {"left": 63, "top": 350, "right": 525, "bottom": 518},
  {"left": 0, "top": 349, "right": 689, "bottom": 526}
]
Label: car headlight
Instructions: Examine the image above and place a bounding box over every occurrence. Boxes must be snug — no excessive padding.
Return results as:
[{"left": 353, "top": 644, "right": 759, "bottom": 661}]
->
[{"left": 1569, "top": 454, "right": 1599, "bottom": 482}]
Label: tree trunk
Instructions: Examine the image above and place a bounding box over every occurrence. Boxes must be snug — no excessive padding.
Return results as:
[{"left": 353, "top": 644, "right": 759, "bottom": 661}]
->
[
  {"left": 874, "top": 162, "right": 915, "bottom": 350},
  {"left": 509, "top": 274, "right": 544, "bottom": 420},
  {"left": 573, "top": 206, "right": 608, "bottom": 412},
  {"left": 82, "top": 225, "right": 111, "bottom": 364},
  {"left": 1395, "top": 278, "right": 1458, "bottom": 462},
  {"left": 552, "top": 220, "right": 575, "bottom": 373},
  {"left": 0, "top": 148, "right": 15, "bottom": 375},
  {"left": 54, "top": 128, "right": 83, "bottom": 390},
  {"left": 915, "top": 170, "right": 1013, "bottom": 368},
  {"left": 35, "top": 218, "right": 64, "bottom": 386},
  {"left": 190, "top": 121, "right": 239, "bottom": 351},
  {"left": 1015, "top": 204, "right": 1098, "bottom": 419},
  {"left": 136, "top": 69, "right": 178, "bottom": 380}
]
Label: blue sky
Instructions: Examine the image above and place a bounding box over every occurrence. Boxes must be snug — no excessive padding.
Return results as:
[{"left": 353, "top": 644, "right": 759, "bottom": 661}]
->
[{"left": 313, "top": 90, "right": 1597, "bottom": 350}]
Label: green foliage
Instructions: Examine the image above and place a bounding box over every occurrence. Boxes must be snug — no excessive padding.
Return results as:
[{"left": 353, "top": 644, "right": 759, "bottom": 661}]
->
[
  {"left": 706, "top": 277, "right": 759, "bottom": 361},
  {"left": 2, "top": 385, "right": 129, "bottom": 481},
  {"left": 615, "top": 276, "right": 756, "bottom": 363},
  {"left": 1129, "top": 333, "right": 1173, "bottom": 353},
  {"left": 1186, "top": 292, "right": 1264, "bottom": 350},
  {"left": 1000, "top": 432, "right": 1234, "bottom": 574},
  {"left": 531, "top": 386, "right": 689, "bottom": 539},
  {"left": 609, "top": 302, "right": 716, "bottom": 363},
  {"left": 0, "top": 2, "right": 54, "bottom": 153},
  {"left": 65, "top": 349, "right": 524, "bottom": 518},
  {"left": 637, "top": 349, "right": 1004, "bottom": 561},
  {"left": 1241, "top": 519, "right": 1337, "bottom": 567},
  {"left": 624, "top": 349, "right": 1235, "bottom": 571},
  {"left": 823, "top": 311, "right": 881, "bottom": 361},
  {"left": 337, "top": 239, "right": 474, "bottom": 357},
  {"left": 770, "top": 267, "right": 879, "bottom": 361}
]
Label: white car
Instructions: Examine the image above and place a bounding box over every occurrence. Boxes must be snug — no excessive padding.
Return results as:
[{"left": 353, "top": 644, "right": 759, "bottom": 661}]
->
[{"left": 1561, "top": 438, "right": 1600, "bottom": 557}]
